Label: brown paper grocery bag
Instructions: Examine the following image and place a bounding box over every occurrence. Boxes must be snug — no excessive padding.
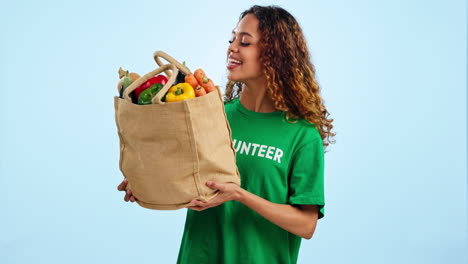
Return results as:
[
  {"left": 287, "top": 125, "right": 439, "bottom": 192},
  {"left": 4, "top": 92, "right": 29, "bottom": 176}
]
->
[{"left": 114, "top": 51, "right": 240, "bottom": 210}]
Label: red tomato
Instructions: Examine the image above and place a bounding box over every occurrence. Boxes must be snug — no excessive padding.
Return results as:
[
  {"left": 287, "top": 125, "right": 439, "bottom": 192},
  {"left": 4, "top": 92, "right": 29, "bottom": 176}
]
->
[{"left": 134, "top": 75, "right": 168, "bottom": 99}]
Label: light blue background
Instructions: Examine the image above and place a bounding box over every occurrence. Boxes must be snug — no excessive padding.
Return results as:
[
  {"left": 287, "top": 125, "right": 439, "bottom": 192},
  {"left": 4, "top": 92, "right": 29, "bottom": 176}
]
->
[{"left": 1, "top": 0, "right": 466, "bottom": 263}]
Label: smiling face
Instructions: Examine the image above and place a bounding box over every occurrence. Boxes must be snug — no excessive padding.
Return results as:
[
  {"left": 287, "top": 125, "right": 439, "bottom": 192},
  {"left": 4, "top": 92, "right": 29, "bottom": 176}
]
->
[{"left": 226, "top": 14, "right": 264, "bottom": 84}]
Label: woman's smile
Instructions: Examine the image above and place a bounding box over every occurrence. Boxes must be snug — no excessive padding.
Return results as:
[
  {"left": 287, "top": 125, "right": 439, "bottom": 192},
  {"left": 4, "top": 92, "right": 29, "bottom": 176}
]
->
[{"left": 227, "top": 55, "right": 243, "bottom": 70}]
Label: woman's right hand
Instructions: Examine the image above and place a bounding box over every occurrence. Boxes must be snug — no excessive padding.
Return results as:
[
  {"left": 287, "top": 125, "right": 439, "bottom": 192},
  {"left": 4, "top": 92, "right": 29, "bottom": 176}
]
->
[{"left": 117, "top": 178, "right": 137, "bottom": 202}]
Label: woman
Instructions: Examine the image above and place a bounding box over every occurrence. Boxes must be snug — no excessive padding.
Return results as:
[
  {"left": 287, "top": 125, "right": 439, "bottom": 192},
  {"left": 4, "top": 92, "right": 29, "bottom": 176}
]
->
[{"left": 118, "top": 5, "right": 334, "bottom": 264}]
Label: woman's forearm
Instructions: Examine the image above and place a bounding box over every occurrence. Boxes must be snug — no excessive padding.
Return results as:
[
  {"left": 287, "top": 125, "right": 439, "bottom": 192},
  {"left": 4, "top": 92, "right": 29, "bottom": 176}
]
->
[{"left": 235, "top": 188, "right": 318, "bottom": 239}]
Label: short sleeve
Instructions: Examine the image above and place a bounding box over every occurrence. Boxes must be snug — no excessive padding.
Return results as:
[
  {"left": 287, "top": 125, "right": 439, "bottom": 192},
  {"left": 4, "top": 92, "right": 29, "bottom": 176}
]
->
[{"left": 287, "top": 137, "right": 325, "bottom": 219}]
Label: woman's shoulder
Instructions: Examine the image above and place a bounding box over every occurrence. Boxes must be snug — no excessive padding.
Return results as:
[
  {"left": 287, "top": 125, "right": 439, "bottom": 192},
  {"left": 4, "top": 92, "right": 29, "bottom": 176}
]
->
[
  {"left": 286, "top": 116, "right": 318, "bottom": 130},
  {"left": 287, "top": 118, "right": 322, "bottom": 142}
]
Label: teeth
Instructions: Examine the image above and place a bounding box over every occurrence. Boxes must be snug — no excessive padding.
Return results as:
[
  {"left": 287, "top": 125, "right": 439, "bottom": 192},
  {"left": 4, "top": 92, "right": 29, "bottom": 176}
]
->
[{"left": 228, "top": 58, "right": 242, "bottom": 64}]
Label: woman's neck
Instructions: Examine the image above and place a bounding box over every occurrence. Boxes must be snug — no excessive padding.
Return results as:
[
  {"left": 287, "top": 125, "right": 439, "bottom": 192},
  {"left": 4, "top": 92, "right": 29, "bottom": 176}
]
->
[{"left": 239, "top": 81, "right": 277, "bottom": 113}]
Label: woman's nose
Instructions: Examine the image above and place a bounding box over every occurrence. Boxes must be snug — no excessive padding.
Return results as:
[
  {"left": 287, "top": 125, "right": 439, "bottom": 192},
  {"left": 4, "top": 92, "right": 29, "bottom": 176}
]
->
[{"left": 228, "top": 42, "right": 239, "bottom": 53}]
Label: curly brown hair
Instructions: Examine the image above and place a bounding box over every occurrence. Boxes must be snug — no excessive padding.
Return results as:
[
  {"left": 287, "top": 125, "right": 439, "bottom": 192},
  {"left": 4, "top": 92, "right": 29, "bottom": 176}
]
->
[{"left": 225, "top": 5, "right": 335, "bottom": 148}]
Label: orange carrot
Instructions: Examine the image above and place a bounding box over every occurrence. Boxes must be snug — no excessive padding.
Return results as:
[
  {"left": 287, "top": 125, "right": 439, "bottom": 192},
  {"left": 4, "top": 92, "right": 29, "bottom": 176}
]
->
[
  {"left": 184, "top": 74, "right": 199, "bottom": 90},
  {"left": 194, "top": 68, "right": 216, "bottom": 93},
  {"left": 203, "top": 79, "right": 216, "bottom": 93},
  {"left": 194, "top": 69, "right": 206, "bottom": 85},
  {"left": 194, "top": 84, "right": 207, "bottom": 97}
]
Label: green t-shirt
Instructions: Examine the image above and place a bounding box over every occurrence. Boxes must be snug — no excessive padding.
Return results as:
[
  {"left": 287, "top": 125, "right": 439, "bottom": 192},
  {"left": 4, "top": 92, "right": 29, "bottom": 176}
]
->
[{"left": 177, "top": 97, "right": 325, "bottom": 264}]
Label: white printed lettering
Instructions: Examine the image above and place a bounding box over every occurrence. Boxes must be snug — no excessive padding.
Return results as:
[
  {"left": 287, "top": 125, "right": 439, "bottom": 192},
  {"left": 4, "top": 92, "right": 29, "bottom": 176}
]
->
[
  {"left": 232, "top": 138, "right": 284, "bottom": 164},
  {"left": 251, "top": 143, "right": 260, "bottom": 156},
  {"left": 234, "top": 140, "right": 242, "bottom": 152},
  {"left": 258, "top": 145, "right": 267, "bottom": 157},
  {"left": 240, "top": 142, "right": 252, "bottom": 155},
  {"left": 266, "top": 146, "right": 275, "bottom": 159},
  {"left": 273, "top": 148, "right": 283, "bottom": 163}
]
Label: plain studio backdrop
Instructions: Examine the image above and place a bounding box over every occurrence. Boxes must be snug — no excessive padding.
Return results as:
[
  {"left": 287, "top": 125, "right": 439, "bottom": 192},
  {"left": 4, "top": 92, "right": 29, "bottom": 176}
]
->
[{"left": 0, "top": 0, "right": 466, "bottom": 263}]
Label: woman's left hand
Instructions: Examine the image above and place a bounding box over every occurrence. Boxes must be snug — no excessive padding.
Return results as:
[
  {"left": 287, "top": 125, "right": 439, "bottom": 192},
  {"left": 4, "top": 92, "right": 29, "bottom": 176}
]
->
[{"left": 187, "top": 181, "right": 243, "bottom": 211}]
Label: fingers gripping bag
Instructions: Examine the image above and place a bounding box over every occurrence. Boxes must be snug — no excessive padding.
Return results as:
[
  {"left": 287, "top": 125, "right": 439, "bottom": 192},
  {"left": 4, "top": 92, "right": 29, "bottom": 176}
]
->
[{"left": 114, "top": 51, "right": 240, "bottom": 210}]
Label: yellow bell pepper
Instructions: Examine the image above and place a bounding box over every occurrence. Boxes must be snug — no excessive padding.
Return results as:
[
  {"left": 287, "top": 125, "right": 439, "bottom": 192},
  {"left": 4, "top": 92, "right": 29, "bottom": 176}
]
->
[{"left": 165, "top": 83, "right": 196, "bottom": 102}]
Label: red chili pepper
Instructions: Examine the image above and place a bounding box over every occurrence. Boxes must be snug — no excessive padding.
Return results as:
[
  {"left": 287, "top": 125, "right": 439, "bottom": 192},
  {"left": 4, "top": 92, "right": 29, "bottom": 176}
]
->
[{"left": 134, "top": 75, "right": 168, "bottom": 100}]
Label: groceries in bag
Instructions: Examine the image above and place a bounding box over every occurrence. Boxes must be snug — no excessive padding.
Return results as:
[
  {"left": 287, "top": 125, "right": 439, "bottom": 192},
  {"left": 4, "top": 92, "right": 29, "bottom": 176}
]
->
[{"left": 117, "top": 63, "right": 217, "bottom": 105}]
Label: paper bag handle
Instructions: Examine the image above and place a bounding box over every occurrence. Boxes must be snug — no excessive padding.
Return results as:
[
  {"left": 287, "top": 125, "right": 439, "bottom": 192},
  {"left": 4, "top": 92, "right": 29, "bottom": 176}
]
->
[
  {"left": 123, "top": 63, "right": 178, "bottom": 104},
  {"left": 153, "top": 50, "right": 191, "bottom": 76}
]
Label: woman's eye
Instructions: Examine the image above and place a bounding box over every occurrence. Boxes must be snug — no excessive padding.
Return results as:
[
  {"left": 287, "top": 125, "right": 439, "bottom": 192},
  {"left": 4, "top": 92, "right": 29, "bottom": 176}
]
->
[{"left": 228, "top": 39, "right": 251, "bottom": 46}]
